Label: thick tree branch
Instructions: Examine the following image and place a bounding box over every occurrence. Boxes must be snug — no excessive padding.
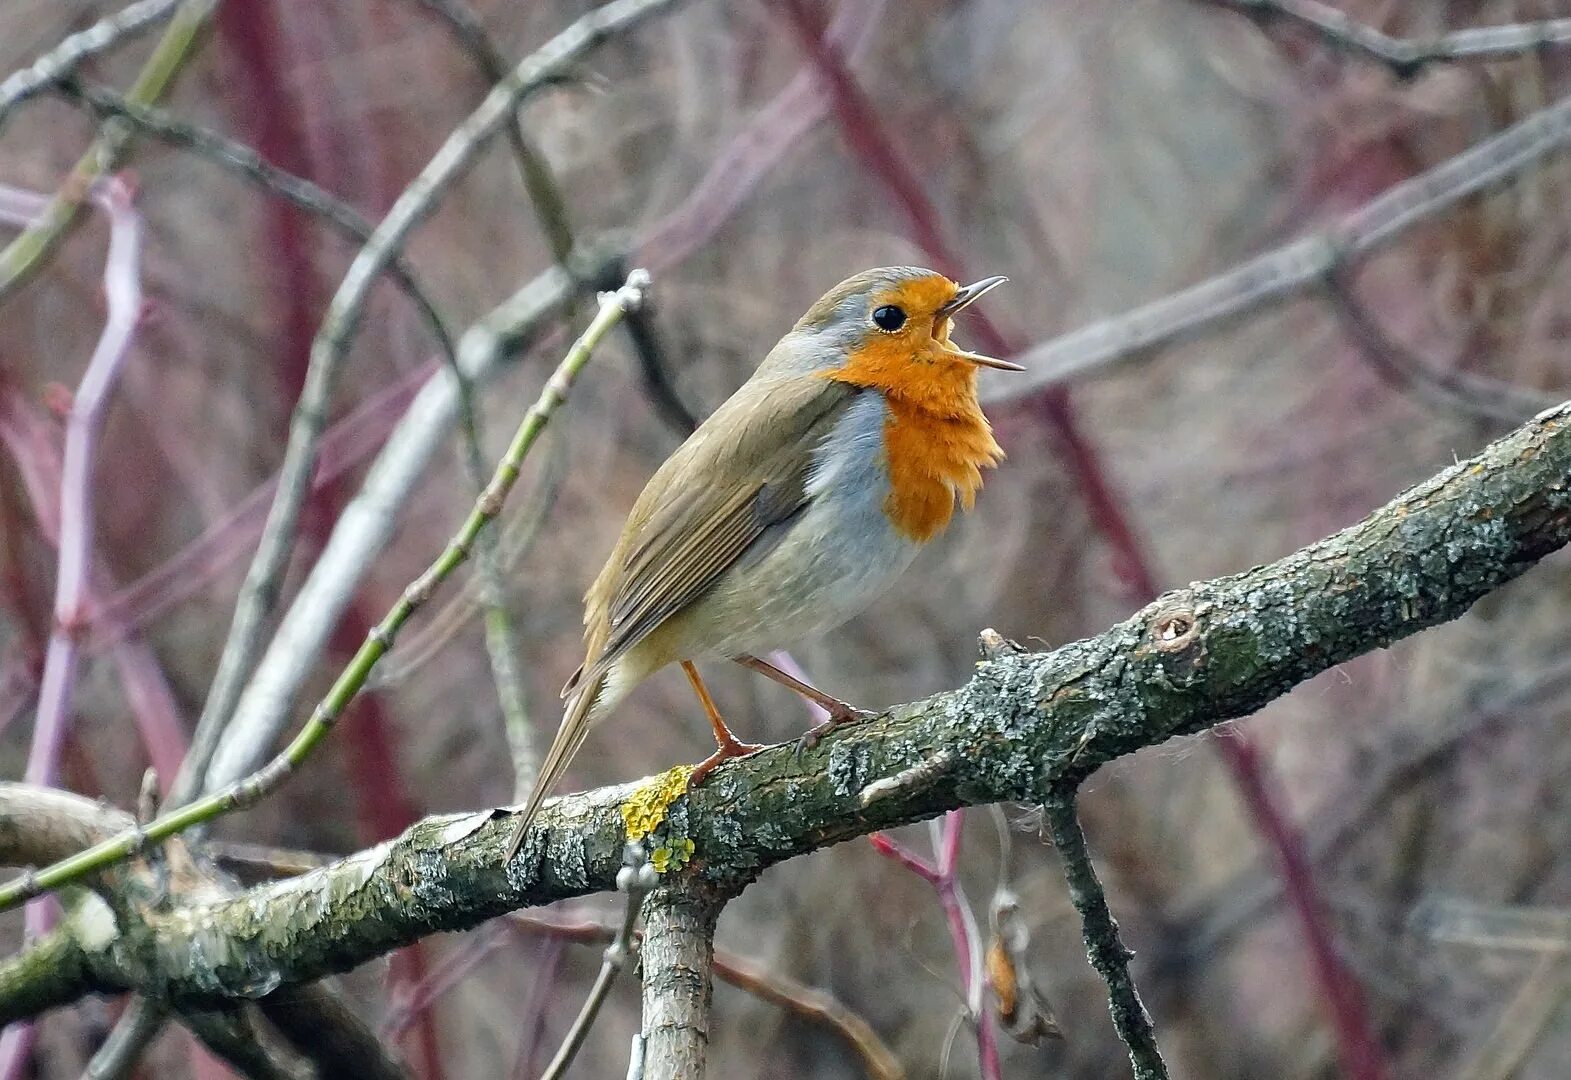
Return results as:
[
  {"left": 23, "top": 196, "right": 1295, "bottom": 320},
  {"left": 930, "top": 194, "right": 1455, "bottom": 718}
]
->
[{"left": 1, "top": 399, "right": 1569, "bottom": 1017}]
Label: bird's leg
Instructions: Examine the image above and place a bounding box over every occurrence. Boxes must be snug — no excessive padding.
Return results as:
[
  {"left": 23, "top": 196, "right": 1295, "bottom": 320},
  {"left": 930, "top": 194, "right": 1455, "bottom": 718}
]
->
[
  {"left": 682, "top": 660, "right": 764, "bottom": 786},
  {"left": 733, "top": 654, "right": 875, "bottom": 751}
]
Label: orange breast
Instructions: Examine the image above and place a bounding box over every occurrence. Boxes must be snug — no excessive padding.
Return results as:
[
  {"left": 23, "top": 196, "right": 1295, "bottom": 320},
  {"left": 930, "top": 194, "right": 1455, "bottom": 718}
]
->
[{"left": 823, "top": 340, "right": 1005, "bottom": 542}]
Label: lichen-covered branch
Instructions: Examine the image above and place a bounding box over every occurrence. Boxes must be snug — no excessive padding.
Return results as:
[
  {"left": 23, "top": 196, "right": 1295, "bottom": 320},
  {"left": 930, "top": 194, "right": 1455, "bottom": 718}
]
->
[
  {"left": 1, "top": 399, "right": 1570, "bottom": 1017},
  {"left": 1043, "top": 793, "right": 1166, "bottom": 1079}
]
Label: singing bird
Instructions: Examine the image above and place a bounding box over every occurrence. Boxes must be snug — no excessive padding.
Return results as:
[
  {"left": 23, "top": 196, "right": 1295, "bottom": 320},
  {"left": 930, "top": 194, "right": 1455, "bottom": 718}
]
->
[{"left": 504, "top": 267, "right": 1019, "bottom": 860}]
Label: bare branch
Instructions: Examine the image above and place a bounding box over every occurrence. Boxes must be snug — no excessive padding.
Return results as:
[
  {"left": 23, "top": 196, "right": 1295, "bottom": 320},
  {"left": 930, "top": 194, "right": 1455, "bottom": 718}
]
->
[
  {"left": 1042, "top": 793, "right": 1167, "bottom": 1079},
  {"left": 0, "top": 0, "right": 183, "bottom": 127},
  {"left": 988, "top": 91, "right": 1571, "bottom": 402},
  {"left": 1213, "top": 1, "right": 1571, "bottom": 77}
]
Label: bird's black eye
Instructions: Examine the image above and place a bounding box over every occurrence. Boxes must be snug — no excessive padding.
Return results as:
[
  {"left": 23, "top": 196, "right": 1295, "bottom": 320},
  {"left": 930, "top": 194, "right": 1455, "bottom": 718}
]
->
[{"left": 872, "top": 304, "right": 907, "bottom": 332}]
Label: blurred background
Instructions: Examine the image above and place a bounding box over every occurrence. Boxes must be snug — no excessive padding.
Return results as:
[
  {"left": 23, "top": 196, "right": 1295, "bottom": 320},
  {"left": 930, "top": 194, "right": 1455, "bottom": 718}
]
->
[{"left": 3, "top": 0, "right": 1571, "bottom": 1077}]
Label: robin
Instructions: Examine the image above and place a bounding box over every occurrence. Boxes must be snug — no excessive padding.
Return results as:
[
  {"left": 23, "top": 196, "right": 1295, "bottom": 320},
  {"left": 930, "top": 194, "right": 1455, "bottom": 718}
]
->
[{"left": 505, "top": 266, "right": 1018, "bottom": 859}]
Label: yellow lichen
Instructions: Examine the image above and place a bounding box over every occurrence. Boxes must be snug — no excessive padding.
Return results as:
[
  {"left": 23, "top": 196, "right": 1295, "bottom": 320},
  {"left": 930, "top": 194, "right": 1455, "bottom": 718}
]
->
[
  {"left": 650, "top": 838, "right": 695, "bottom": 874},
  {"left": 620, "top": 765, "right": 694, "bottom": 842}
]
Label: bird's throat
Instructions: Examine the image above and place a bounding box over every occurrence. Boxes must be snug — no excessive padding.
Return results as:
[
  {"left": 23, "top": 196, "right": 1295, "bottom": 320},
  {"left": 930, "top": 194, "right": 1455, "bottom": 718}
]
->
[{"left": 822, "top": 349, "right": 1005, "bottom": 543}]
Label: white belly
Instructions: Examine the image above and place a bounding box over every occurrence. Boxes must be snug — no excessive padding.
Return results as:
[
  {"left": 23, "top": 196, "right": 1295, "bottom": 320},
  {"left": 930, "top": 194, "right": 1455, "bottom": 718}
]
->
[{"left": 647, "top": 392, "right": 920, "bottom": 662}]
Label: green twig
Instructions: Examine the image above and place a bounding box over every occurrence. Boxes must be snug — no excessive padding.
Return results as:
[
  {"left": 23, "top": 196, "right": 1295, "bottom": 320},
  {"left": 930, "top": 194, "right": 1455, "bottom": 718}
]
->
[
  {"left": 0, "top": 272, "right": 649, "bottom": 914},
  {"left": 0, "top": 0, "right": 217, "bottom": 306}
]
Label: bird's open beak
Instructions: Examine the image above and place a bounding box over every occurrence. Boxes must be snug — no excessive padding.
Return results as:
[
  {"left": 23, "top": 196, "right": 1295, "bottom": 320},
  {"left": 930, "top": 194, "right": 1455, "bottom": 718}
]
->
[{"left": 937, "top": 276, "right": 1025, "bottom": 371}]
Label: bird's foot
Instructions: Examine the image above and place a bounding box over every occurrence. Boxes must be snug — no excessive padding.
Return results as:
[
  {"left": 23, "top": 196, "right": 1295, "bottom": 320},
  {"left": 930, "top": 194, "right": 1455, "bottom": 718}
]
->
[
  {"left": 689, "top": 735, "right": 767, "bottom": 787},
  {"left": 793, "top": 703, "right": 876, "bottom": 760}
]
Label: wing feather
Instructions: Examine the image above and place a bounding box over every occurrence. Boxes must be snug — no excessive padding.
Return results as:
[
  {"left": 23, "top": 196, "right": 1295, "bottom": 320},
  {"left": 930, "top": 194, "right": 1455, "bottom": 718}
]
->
[{"left": 578, "top": 375, "right": 856, "bottom": 686}]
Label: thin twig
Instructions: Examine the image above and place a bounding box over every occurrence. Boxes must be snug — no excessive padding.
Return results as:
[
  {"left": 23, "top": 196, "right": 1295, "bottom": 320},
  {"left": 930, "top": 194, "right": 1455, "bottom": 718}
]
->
[
  {"left": 1326, "top": 273, "right": 1551, "bottom": 425},
  {"left": 1214, "top": 1, "right": 1571, "bottom": 77},
  {"left": 82, "top": 999, "right": 163, "bottom": 1080},
  {"left": 991, "top": 88, "right": 1571, "bottom": 402},
  {"left": 0, "top": 272, "right": 649, "bottom": 913},
  {"left": 0, "top": 0, "right": 183, "bottom": 128},
  {"left": 201, "top": 250, "right": 618, "bottom": 800},
  {"left": 411, "top": 0, "right": 577, "bottom": 264},
  {"left": 52, "top": 78, "right": 459, "bottom": 387},
  {"left": 0, "top": 0, "right": 216, "bottom": 305},
  {"left": 200, "top": 0, "right": 679, "bottom": 795},
  {"left": 507, "top": 913, "right": 911, "bottom": 1079},
  {"left": 24, "top": 176, "right": 142, "bottom": 791},
  {"left": 402, "top": 0, "right": 585, "bottom": 800},
  {"left": 541, "top": 844, "right": 658, "bottom": 1080},
  {"left": 1042, "top": 792, "right": 1168, "bottom": 1080},
  {"left": 869, "top": 817, "right": 999, "bottom": 1080}
]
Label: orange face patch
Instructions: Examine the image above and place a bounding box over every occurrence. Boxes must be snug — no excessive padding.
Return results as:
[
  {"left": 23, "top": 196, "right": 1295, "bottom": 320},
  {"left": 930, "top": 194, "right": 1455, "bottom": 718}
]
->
[{"left": 819, "top": 274, "right": 1005, "bottom": 541}]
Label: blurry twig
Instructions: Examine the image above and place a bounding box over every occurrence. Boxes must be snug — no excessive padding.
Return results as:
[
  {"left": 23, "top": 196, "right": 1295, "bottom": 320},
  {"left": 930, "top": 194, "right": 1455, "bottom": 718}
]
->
[
  {"left": 1412, "top": 897, "right": 1571, "bottom": 954},
  {"left": 0, "top": 0, "right": 183, "bottom": 127},
  {"left": 1043, "top": 792, "right": 1167, "bottom": 1080},
  {"left": 870, "top": 815, "right": 1001, "bottom": 1080},
  {"left": 1213, "top": 1, "right": 1571, "bottom": 77},
  {"left": 1455, "top": 956, "right": 1571, "bottom": 1080},
  {"left": 1409, "top": 901, "right": 1571, "bottom": 1080},
  {"left": 54, "top": 79, "right": 459, "bottom": 381},
  {"left": 994, "top": 88, "right": 1571, "bottom": 401},
  {"left": 0, "top": 0, "right": 216, "bottom": 305},
  {"left": 0, "top": 272, "right": 649, "bottom": 913},
  {"left": 411, "top": 0, "right": 576, "bottom": 264},
  {"left": 181, "top": 1007, "right": 308, "bottom": 1080},
  {"left": 10, "top": 177, "right": 142, "bottom": 791},
  {"left": 260, "top": 983, "right": 411, "bottom": 1080},
  {"left": 1181, "top": 654, "right": 1571, "bottom": 961},
  {"left": 504, "top": 913, "right": 906, "bottom": 1078},
  {"left": 367, "top": 430, "right": 567, "bottom": 693},
  {"left": 542, "top": 844, "right": 658, "bottom": 1080},
  {"left": 201, "top": 0, "right": 679, "bottom": 796},
  {"left": 639, "top": 0, "right": 884, "bottom": 269},
  {"left": 1327, "top": 273, "right": 1552, "bottom": 425},
  {"left": 83, "top": 999, "right": 163, "bottom": 1080},
  {"left": 208, "top": 841, "right": 334, "bottom": 881}
]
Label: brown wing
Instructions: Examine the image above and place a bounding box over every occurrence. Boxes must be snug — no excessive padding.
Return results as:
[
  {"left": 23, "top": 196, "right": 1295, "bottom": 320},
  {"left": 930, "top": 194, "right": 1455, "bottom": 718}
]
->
[{"left": 569, "top": 373, "right": 856, "bottom": 692}]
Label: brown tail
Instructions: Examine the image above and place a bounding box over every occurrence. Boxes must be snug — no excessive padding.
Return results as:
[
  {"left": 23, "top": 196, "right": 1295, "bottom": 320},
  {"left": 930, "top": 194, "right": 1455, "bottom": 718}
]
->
[{"left": 503, "top": 672, "right": 604, "bottom": 862}]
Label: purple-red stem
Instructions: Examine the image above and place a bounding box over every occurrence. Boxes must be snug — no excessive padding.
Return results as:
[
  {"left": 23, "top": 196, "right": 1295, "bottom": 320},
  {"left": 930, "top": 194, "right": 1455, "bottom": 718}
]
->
[
  {"left": 0, "top": 387, "right": 189, "bottom": 785},
  {"left": 0, "top": 175, "right": 153, "bottom": 1080},
  {"left": 778, "top": 3, "right": 1384, "bottom": 1075},
  {"left": 871, "top": 815, "right": 1001, "bottom": 1080},
  {"left": 17, "top": 176, "right": 142, "bottom": 789}
]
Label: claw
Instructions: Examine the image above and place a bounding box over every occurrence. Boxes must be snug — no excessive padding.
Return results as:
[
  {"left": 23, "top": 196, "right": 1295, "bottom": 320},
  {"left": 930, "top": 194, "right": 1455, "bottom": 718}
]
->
[
  {"left": 793, "top": 706, "right": 875, "bottom": 760},
  {"left": 689, "top": 737, "right": 766, "bottom": 787}
]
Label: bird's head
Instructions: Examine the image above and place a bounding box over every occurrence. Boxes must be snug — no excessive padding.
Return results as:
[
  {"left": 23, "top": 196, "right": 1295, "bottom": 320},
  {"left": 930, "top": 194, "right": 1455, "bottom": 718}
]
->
[{"left": 778, "top": 267, "right": 1019, "bottom": 409}]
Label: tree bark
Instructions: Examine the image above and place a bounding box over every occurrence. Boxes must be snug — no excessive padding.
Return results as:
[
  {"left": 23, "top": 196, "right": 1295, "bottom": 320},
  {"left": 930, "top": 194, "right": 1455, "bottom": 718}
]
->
[{"left": 639, "top": 887, "right": 721, "bottom": 1079}]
